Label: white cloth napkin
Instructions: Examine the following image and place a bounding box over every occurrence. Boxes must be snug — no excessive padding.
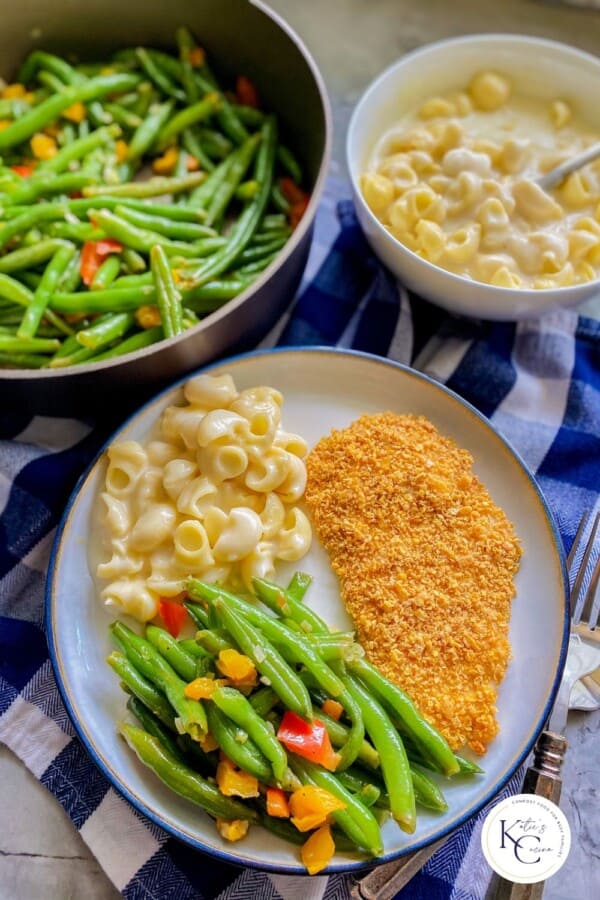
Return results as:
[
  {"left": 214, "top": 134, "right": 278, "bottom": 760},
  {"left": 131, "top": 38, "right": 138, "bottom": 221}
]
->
[{"left": 568, "top": 634, "right": 600, "bottom": 710}]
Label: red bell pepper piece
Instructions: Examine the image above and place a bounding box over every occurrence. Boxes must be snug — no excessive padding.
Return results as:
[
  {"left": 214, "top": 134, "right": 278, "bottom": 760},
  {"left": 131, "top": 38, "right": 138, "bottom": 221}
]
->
[
  {"left": 11, "top": 164, "right": 35, "bottom": 178},
  {"left": 279, "top": 177, "right": 310, "bottom": 229},
  {"left": 80, "top": 239, "right": 123, "bottom": 286},
  {"left": 158, "top": 598, "right": 188, "bottom": 638},
  {"left": 277, "top": 711, "right": 341, "bottom": 771},
  {"left": 235, "top": 75, "right": 260, "bottom": 108}
]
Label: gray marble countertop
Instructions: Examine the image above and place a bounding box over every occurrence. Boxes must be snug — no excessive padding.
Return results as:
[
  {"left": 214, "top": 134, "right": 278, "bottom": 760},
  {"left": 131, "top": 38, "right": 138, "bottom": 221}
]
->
[{"left": 2, "top": 1, "right": 600, "bottom": 898}]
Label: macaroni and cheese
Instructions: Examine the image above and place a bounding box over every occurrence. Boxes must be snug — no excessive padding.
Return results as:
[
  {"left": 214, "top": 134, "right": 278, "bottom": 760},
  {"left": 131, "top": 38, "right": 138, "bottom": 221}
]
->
[
  {"left": 361, "top": 70, "right": 600, "bottom": 289},
  {"left": 97, "top": 373, "right": 312, "bottom": 621}
]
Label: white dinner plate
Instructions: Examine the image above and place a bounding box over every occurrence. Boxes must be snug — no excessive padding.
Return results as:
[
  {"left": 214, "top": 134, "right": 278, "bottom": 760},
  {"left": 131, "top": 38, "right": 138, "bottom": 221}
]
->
[{"left": 46, "top": 347, "right": 569, "bottom": 874}]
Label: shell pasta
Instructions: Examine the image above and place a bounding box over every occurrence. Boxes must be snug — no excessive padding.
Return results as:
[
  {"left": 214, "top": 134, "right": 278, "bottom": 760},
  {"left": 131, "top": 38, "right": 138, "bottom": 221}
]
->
[
  {"left": 97, "top": 373, "right": 312, "bottom": 621},
  {"left": 361, "top": 69, "right": 600, "bottom": 289}
]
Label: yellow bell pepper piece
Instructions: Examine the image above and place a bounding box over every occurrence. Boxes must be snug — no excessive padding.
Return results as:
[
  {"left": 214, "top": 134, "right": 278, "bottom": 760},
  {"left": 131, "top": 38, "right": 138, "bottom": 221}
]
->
[
  {"left": 184, "top": 676, "right": 228, "bottom": 700},
  {"left": 216, "top": 818, "right": 250, "bottom": 842},
  {"left": 152, "top": 146, "right": 179, "bottom": 175},
  {"left": 301, "top": 824, "right": 336, "bottom": 875},
  {"left": 63, "top": 102, "right": 86, "bottom": 123},
  {"left": 31, "top": 133, "right": 57, "bottom": 160},
  {"left": 216, "top": 649, "right": 257, "bottom": 686},
  {"left": 289, "top": 785, "right": 346, "bottom": 833},
  {"left": 2, "top": 83, "right": 27, "bottom": 99},
  {"left": 115, "top": 139, "right": 129, "bottom": 163},
  {"left": 216, "top": 755, "right": 259, "bottom": 799}
]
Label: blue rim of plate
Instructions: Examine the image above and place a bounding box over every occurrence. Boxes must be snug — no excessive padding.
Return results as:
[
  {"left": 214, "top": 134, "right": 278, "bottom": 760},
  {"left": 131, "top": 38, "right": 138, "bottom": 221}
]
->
[{"left": 45, "top": 345, "right": 570, "bottom": 875}]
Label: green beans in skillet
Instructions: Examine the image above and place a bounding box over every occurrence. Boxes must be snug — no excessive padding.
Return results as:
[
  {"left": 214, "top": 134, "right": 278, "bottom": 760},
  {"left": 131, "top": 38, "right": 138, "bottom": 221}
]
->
[{"left": 0, "top": 30, "right": 311, "bottom": 369}]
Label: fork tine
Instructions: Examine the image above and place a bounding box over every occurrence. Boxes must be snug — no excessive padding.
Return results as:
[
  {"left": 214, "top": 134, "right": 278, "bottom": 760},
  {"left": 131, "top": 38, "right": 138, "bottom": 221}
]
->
[
  {"left": 566, "top": 507, "right": 590, "bottom": 571},
  {"left": 569, "top": 510, "right": 600, "bottom": 617},
  {"left": 578, "top": 554, "right": 600, "bottom": 631}
]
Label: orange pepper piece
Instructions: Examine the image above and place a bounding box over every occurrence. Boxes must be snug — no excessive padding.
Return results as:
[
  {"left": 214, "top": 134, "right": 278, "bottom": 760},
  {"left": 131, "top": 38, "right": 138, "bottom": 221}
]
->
[
  {"left": 189, "top": 46, "right": 206, "bottom": 68},
  {"left": 301, "top": 824, "right": 335, "bottom": 875},
  {"left": 321, "top": 699, "right": 344, "bottom": 721},
  {"left": 153, "top": 146, "right": 179, "bottom": 175},
  {"left": 266, "top": 787, "right": 290, "bottom": 819}
]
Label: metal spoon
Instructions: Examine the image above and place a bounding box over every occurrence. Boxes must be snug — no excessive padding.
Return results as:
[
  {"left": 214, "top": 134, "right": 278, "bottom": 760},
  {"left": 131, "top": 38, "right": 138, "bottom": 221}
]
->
[{"left": 536, "top": 140, "right": 600, "bottom": 191}]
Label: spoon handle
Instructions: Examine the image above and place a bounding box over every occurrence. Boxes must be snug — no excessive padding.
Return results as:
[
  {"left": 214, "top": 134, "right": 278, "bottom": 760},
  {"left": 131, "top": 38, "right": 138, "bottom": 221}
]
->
[{"left": 536, "top": 140, "right": 600, "bottom": 191}]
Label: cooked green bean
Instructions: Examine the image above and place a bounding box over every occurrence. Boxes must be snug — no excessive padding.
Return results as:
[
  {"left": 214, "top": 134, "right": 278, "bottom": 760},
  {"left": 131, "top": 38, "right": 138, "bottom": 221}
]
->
[
  {"left": 17, "top": 243, "right": 76, "bottom": 338},
  {"left": 197, "top": 127, "right": 234, "bottom": 160},
  {"left": 126, "top": 695, "right": 185, "bottom": 762},
  {"left": 135, "top": 48, "right": 186, "bottom": 103},
  {"left": 127, "top": 100, "right": 174, "bottom": 163},
  {"left": 102, "top": 102, "right": 142, "bottom": 130},
  {"left": 145, "top": 625, "right": 197, "bottom": 682},
  {"left": 0, "top": 273, "right": 36, "bottom": 307},
  {"left": 184, "top": 117, "right": 276, "bottom": 286},
  {"left": 91, "top": 209, "right": 207, "bottom": 258},
  {"left": 211, "top": 685, "right": 289, "bottom": 784},
  {"left": 90, "top": 253, "right": 122, "bottom": 291},
  {"left": 205, "top": 132, "right": 261, "bottom": 227},
  {"left": 121, "top": 247, "right": 147, "bottom": 273},
  {"left": 120, "top": 724, "right": 258, "bottom": 822},
  {"left": 176, "top": 27, "right": 200, "bottom": 104},
  {"left": 66, "top": 196, "right": 208, "bottom": 221},
  {"left": 181, "top": 127, "right": 215, "bottom": 172},
  {"left": 75, "top": 311, "right": 134, "bottom": 349},
  {"left": 205, "top": 703, "right": 273, "bottom": 783},
  {"left": 349, "top": 657, "right": 460, "bottom": 777},
  {"left": 47, "top": 222, "right": 106, "bottom": 243},
  {"left": 107, "top": 651, "right": 176, "bottom": 731},
  {"left": 50, "top": 285, "right": 156, "bottom": 314},
  {"left": 0, "top": 334, "right": 60, "bottom": 353},
  {"left": 0, "top": 350, "right": 48, "bottom": 368},
  {"left": 90, "top": 326, "right": 163, "bottom": 361},
  {"left": 157, "top": 92, "right": 221, "bottom": 150},
  {"left": 2, "top": 172, "right": 96, "bottom": 206},
  {"left": 150, "top": 244, "right": 183, "bottom": 337},
  {"left": 344, "top": 674, "right": 415, "bottom": 833},
  {"left": 276, "top": 143, "right": 303, "bottom": 184},
  {"left": 83, "top": 172, "right": 206, "bottom": 199},
  {"left": 115, "top": 204, "right": 216, "bottom": 241},
  {"left": 0, "top": 203, "right": 67, "bottom": 251}
]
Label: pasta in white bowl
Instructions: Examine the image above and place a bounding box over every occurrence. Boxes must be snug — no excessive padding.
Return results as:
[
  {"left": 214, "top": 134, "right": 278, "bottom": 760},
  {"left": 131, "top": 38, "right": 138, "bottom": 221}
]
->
[
  {"left": 347, "top": 34, "right": 600, "bottom": 320},
  {"left": 97, "top": 373, "right": 312, "bottom": 622}
]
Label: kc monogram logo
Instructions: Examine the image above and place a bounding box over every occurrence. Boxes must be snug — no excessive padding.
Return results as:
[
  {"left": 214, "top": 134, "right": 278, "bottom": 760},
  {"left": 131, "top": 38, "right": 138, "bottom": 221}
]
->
[{"left": 481, "top": 795, "right": 571, "bottom": 884}]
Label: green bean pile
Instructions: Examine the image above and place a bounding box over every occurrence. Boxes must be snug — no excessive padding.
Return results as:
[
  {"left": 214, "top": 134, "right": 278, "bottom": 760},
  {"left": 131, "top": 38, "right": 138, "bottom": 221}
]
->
[
  {"left": 108, "top": 573, "right": 482, "bottom": 870},
  {"left": 0, "top": 28, "right": 307, "bottom": 369}
]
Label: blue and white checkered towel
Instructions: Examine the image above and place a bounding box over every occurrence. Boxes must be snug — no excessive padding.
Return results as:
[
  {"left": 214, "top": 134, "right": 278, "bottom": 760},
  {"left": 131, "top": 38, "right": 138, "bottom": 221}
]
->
[{"left": 1, "top": 174, "right": 598, "bottom": 900}]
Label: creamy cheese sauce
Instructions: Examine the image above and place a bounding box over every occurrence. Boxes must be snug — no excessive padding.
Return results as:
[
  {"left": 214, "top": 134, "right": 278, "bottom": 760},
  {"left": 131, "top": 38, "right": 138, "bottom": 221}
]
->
[{"left": 361, "top": 71, "right": 600, "bottom": 289}]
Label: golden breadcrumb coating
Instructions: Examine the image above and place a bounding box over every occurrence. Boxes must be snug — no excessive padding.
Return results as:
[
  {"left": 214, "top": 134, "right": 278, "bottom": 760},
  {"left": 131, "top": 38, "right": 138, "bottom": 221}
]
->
[{"left": 305, "top": 412, "right": 522, "bottom": 755}]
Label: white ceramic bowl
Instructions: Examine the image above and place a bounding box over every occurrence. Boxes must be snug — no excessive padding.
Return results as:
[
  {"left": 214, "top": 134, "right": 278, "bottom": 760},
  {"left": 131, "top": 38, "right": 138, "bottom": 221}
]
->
[{"left": 347, "top": 34, "right": 600, "bottom": 321}]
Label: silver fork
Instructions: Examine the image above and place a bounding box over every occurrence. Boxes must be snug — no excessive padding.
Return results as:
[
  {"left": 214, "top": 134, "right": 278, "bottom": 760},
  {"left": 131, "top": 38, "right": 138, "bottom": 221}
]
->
[{"left": 352, "top": 509, "right": 600, "bottom": 900}]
